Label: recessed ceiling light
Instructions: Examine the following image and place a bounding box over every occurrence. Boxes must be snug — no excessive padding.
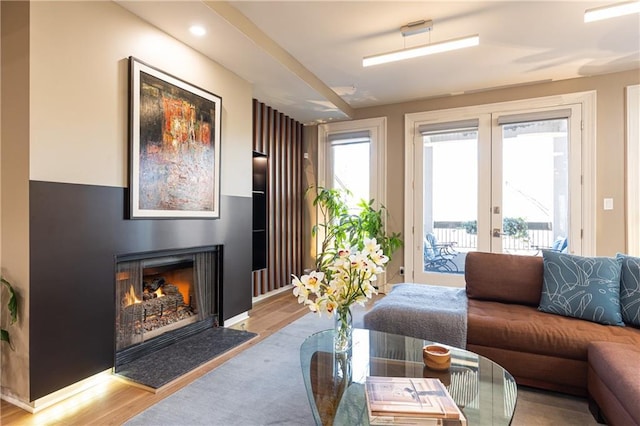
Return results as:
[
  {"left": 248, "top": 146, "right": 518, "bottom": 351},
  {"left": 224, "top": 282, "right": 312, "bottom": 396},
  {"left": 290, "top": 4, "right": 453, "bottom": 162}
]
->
[{"left": 189, "top": 25, "right": 206, "bottom": 37}]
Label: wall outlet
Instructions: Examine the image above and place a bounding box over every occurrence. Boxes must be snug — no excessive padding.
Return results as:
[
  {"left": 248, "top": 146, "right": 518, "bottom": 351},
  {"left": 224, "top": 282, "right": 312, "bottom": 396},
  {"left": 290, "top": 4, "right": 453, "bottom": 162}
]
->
[{"left": 399, "top": 266, "right": 405, "bottom": 275}]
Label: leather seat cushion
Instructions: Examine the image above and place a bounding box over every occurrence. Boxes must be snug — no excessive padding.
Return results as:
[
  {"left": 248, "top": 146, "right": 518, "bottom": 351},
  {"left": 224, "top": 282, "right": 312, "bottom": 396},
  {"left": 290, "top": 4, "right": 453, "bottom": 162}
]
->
[{"left": 468, "top": 299, "right": 640, "bottom": 360}]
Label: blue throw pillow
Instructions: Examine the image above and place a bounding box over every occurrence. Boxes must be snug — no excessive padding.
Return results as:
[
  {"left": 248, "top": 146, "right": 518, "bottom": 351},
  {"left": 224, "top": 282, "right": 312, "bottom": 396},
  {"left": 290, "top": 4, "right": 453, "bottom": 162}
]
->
[
  {"left": 616, "top": 253, "right": 640, "bottom": 326},
  {"left": 539, "top": 251, "right": 624, "bottom": 326}
]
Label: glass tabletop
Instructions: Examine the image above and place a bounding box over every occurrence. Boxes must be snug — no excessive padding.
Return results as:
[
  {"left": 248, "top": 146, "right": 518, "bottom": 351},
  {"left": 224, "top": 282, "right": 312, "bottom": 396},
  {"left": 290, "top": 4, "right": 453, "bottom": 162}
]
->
[{"left": 300, "top": 328, "right": 517, "bottom": 426}]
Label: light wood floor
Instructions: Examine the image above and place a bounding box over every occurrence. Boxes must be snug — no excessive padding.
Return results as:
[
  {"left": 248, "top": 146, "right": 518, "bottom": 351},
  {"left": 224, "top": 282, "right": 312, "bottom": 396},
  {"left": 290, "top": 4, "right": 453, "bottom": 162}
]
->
[
  {"left": 0, "top": 289, "right": 311, "bottom": 426},
  {"left": 1, "top": 290, "right": 596, "bottom": 426}
]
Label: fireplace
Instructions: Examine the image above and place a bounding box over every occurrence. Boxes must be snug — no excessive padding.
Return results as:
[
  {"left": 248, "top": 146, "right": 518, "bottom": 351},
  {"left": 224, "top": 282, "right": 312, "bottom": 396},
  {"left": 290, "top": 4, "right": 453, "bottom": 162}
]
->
[{"left": 114, "top": 246, "right": 221, "bottom": 367}]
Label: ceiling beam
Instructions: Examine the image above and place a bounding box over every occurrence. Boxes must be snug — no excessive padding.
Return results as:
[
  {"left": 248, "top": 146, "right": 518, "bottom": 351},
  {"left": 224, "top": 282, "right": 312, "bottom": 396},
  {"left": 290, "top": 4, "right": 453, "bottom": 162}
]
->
[{"left": 203, "top": 1, "right": 354, "bottom": 120}]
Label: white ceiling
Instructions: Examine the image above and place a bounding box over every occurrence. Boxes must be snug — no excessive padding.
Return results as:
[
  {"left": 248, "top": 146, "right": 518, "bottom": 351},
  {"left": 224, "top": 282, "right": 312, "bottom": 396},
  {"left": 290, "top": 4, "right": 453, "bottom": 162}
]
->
[{"left": 117, "top": 1, "right": 640, "bottom": 125}]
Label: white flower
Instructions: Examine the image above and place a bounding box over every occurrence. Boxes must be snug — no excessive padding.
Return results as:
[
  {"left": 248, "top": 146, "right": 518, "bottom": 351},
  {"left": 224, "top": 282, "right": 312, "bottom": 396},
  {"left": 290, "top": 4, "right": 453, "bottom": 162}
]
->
[
  {"left": 291, "top": 275, "right": 309, "bottom": 303},
  {"left": 303, "top": 270, "right": 324, "bottom": 294},
  {"left": 362, "top": 238, "right": 381, "bottom": 255},
  {"left": 324, "top": 298, "right": 339, "bottom": 314},
  {"left": 291, "top": 240, "right": 386, "bottom": 316},
  {"left": 370, "top": 251, "right": 389, "bottom": 267},
  {"left": 306, "top": 299, "right": 320, "bottom": 313}
]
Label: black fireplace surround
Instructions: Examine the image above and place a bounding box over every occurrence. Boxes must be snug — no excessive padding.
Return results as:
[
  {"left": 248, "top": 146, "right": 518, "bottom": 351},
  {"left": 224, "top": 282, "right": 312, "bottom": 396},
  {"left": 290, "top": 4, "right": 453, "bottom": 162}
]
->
[{"left": 28, "top": 180, "right": 252, "bottom": 401}]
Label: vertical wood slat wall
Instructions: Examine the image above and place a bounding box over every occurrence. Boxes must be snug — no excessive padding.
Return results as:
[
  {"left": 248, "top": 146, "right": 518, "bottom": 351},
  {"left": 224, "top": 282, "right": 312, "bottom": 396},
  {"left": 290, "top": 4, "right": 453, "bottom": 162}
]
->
[{"left": 252, "top": 99, "right": 304, "bottom": 297}]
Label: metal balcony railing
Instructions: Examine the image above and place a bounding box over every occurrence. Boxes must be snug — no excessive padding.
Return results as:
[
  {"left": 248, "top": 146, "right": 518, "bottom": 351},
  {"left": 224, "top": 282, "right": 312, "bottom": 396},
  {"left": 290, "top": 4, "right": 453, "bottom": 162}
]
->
[{"left": 430, "top": 221, "right": 557, "bottom": 254}]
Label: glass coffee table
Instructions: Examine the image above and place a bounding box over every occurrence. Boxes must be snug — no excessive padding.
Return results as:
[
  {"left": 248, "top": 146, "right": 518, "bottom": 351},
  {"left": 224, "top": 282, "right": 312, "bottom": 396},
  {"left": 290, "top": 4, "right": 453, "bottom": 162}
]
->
[{"left": 300, "top": 328, "right": 517, "bottom": 425}]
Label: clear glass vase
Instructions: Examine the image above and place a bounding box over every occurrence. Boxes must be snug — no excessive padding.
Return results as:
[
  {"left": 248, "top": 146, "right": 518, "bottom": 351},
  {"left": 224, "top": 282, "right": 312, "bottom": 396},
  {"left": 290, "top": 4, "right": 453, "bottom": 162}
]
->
[{"left": 333, "top": 305, "right": 353, "bottom": 352}]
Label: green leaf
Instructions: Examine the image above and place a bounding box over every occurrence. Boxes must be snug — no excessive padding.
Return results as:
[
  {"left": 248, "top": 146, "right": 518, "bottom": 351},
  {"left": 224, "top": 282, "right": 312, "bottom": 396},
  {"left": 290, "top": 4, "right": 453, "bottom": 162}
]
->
[
  {"left": 0, "top": 329, "right": 9, "bottom": 344},
  {"left": 308, "top": 186, "right": 403, "bottom": 263},
  {"left": 1, "top": 277, "right": 18, "bottom": 324},
  {"left": 503, "top": 217, "right": 529, "bottom": 240}
]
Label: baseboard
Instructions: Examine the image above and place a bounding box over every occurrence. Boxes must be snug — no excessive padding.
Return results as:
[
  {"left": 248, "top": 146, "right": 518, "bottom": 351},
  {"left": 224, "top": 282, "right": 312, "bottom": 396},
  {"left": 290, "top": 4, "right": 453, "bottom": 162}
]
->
[
  {"left": 1, "top": 369, "right": 112, "bottom": 414},
  {"left": 223, "top": 311, "right": 249, "bottom": 327},
  {"left": 252, "top": 284, "right": 292, "bottom": 303}
]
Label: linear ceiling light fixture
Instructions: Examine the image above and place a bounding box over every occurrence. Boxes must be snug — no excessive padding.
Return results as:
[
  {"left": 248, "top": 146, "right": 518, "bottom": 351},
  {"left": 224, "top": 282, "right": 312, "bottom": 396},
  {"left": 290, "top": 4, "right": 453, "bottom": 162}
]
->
[
  {"left": 363, "top": 19, "right": 478, "bottom": 67},
  {"left": 584, "top": 1, "right": 640, "bottom": 22}
]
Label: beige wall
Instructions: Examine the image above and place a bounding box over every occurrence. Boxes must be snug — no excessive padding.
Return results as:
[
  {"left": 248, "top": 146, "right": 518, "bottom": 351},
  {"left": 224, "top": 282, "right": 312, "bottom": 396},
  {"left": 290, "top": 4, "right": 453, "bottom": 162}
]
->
[
  {"left": 29, "top": 1, "right": 253, "bottom": 197},
  {"left": 1, "top": 1, "right": 253, "bottom": 404},
  {"left": 350, "top": 69, "right": 639, "bottom": 261},
  {"left": 1, "top": 1, "right": 31, "bottom": 402}
]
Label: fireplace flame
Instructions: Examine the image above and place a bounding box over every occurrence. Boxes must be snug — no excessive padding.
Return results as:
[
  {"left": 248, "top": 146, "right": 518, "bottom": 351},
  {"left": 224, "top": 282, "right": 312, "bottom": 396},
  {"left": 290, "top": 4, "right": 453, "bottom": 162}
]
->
[
  {"left": 124, "top": 285, "right": 142, "bottom": 306},
  {"left": 154, "top": 288, "right": 164, "bottom": 298}
]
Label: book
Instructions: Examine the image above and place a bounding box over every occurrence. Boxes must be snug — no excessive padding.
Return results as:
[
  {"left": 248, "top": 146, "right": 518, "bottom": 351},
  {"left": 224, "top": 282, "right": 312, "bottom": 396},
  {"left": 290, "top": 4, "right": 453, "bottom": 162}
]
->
[
  {"left": 365, "top": 376, "right": 466, "bottom": 425},
  {"left": 368, "top": 416, "right": 466, "bottom": 426},
  {"left": 368, "top": 416, "right": 444, "bottom": 425}
]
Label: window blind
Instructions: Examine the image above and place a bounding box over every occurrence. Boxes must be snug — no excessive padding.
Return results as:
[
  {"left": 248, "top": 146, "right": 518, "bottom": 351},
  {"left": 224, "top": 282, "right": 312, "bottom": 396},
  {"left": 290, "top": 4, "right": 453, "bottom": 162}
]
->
[
  {"left": 328, "top": 130, "right": 370, "bottom": 145},
  {"left": 418, "top": 119, "right": 479, "bottom": 135},
  {"left": 497, "top": 109, "right": 572, "bottom": 125}
]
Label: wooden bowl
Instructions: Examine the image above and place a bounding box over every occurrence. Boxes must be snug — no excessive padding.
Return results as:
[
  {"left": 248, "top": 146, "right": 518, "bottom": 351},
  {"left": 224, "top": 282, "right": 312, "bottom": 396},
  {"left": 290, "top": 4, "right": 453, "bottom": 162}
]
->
[{"left": 423, "top": 344, "right": 451, "bottom": 371}]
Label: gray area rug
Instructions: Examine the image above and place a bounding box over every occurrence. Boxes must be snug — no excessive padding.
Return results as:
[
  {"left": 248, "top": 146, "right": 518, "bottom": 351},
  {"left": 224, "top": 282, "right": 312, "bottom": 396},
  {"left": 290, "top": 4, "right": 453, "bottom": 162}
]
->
[
  {"left": 126, "top": 310, "right": 339, "bottom": 425},
  {"left": 126, "top": 303, "right": 597, "bottom": 426}
]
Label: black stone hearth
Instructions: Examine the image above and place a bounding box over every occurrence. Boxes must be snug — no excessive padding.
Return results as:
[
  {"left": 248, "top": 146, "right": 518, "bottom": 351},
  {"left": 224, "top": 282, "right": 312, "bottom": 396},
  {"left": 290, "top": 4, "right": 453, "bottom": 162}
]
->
[
  {"left": 115, "top": 317, "right": 217, "bottom": 367},
  {"left": 114, "top": 327, "right": 257, "bottom": 389}
]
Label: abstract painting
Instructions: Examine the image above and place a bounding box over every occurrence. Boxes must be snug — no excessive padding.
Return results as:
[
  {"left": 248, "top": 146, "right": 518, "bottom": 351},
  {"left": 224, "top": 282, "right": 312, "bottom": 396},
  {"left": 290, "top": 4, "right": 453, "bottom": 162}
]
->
[{"left": 129, "top": 57, "right": 221, "bottom": 218}]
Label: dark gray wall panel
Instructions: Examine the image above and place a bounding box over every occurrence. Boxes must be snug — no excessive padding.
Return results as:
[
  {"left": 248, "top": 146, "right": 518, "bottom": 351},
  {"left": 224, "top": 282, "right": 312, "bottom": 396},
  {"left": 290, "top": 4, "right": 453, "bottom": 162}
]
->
[{"left": 29, "top": 180, "right": 251, "bottom": 400}]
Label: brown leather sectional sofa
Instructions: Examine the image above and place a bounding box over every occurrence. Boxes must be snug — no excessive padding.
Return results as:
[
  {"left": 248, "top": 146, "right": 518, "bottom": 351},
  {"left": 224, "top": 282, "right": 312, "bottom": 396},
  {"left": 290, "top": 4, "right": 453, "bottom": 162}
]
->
[{"left": 464, "top": 251, "right": 640, "bottom": 425}]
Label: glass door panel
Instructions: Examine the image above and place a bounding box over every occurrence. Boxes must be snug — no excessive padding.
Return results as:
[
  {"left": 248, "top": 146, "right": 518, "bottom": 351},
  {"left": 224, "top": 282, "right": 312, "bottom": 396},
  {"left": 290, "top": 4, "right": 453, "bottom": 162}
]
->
[
  {"left": 420, "top": 129, "right": 478, "bottom": 278},
  {"left": 496, "top": 119, "right": 570, "bottom": 255}
]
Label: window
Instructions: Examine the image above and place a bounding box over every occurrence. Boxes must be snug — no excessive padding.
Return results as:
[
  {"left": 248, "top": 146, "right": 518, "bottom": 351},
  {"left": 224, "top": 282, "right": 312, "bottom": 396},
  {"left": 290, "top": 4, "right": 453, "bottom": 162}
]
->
[
  {"left": 318, "top": 117, "right": 386, "bottom": 209},
  {"left": 328, "top": 130, "right": 371, "bottom": 210}
]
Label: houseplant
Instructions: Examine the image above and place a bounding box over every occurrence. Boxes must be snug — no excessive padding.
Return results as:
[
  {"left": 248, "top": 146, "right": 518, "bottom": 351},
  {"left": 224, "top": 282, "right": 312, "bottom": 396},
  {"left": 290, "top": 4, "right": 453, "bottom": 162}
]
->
[
  {"left": 1, "top": 276, "right": 18, "bottom": 349},
  {"left": 502, "top": 216, "right": 529, "bottom": 241},
  {"left": 310, "top": 186, "right": 402, "bottom": 270},
  {"left": 292, "top": 187, "right": 402, "bottom": 351}
]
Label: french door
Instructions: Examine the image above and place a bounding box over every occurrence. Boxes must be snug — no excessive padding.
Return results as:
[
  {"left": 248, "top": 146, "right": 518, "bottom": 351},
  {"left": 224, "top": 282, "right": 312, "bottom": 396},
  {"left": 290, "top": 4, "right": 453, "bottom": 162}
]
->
[
  {"left": 407, "top": 101, "right": 584, "bottom": 286},
  {"left": 317, "top": 117, "right": 389, "bottom": 283}
]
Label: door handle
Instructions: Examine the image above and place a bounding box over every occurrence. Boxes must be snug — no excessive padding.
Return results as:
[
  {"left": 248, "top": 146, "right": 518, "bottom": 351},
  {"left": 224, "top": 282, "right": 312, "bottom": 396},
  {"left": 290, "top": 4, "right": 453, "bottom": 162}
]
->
[{"left": 492, "top": 228, "right": 504, "bottom": 238}]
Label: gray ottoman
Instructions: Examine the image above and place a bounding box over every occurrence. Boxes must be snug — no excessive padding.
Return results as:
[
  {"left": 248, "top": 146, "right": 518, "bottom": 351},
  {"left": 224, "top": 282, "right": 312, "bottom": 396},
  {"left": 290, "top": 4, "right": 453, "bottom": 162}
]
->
[{"left": 363, "top": 283, "right": 468, "bottom": 348}]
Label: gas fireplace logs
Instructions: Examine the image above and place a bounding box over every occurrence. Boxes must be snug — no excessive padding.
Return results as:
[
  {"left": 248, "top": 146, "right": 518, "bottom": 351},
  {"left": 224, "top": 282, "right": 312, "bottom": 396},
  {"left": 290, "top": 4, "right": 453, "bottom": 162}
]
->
[{"left": 121, "top": 277, "right": 196, "bottom": 335}]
